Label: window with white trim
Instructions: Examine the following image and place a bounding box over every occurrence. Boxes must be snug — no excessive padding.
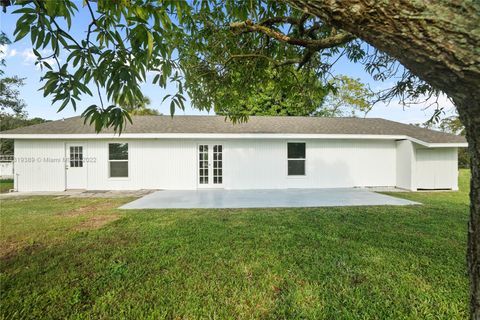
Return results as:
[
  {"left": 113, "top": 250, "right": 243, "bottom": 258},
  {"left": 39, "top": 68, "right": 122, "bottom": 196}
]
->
[
  {"left": 69, "top": 146, "right": 83, "bottom": 167},
  {"left": 287, "top": 142, "right": 305, "bottom": 176},
  {"left": 109, "top": 143, "right": 128, "bottom": 178}
]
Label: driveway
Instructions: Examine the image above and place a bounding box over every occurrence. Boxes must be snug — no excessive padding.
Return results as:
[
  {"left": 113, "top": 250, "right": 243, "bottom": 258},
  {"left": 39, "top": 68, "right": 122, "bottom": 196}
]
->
[{"left": 120, "top": 188, "right": 418, "bottom": 209}]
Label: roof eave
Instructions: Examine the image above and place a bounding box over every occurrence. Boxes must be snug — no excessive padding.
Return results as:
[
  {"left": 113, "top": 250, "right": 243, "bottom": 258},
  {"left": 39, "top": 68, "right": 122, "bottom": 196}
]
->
[
  {"left": 422, "top": 142, "right": 468, "bottom": 148},
  {"left": 0, "top": 132, "right": 467, "bottom": 147}
]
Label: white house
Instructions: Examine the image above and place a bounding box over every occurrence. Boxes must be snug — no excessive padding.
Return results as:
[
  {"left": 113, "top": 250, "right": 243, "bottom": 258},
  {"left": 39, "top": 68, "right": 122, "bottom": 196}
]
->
[{"left": 0, "top": 116, "right": 467, "bottom": 192}]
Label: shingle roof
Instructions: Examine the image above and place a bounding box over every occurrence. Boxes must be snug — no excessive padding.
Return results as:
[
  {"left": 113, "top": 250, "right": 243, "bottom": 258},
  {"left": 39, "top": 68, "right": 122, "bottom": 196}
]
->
[{"left": 0, "top": 115, "right": 466, "bottom": 144}]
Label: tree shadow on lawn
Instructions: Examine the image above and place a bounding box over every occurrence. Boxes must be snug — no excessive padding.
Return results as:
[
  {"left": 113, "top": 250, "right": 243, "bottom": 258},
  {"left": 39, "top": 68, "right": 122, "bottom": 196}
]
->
[{"left": 0, "top": 203, "right": 469, "bottom": 319}]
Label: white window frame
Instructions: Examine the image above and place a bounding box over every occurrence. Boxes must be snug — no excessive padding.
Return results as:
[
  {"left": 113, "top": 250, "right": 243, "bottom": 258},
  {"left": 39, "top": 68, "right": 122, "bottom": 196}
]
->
[
  {"left": 198, "top": 144, "right": 210, "bottom": 185},
  {"left": 287, "top": 142, "right": 306, "bottom": 177},
  {"left": 212, "top": 144, "right": 223, "bottom": 185},
  {"left": 108, "top": 143, "right": 129, "bottom": 179},
  {"left": 69, "top": 145, "right": 83, "bottom": 168},
  {"left": 197, "top": 142, "right": 224, "bottom": 188}
]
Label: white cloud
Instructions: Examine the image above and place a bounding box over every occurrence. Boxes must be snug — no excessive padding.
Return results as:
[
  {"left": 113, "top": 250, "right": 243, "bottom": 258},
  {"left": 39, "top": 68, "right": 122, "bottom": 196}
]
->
[
  {"left": 21, "top": 48, "right": 37, "bottom": 64},
  {"left": 20, "top": 48, "right": 59, "bottom": 69},
  {"left": 0, "top": 45, "right": 20, "bottom": 60}
]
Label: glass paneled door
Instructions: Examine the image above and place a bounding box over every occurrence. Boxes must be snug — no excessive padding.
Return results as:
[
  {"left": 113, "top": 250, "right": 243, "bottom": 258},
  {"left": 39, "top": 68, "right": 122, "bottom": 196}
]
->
[
  {"left": 198, "top": 144, "right": 223, "bottom": 188},
  {"left": 66, "top": 143, "right": 87, "bottom": 189}
]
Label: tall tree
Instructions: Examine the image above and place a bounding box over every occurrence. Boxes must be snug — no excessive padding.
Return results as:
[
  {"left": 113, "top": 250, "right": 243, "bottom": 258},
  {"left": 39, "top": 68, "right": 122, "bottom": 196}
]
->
[
  {"left": 316, "top": 76, "right": 372, "bottom": 117},
  {"left": 0, "top": 32, "right": 26, "bottom": 116},
  {"left": 0, "top": 76, "right": 26, "bottom": 116},
  {"left": 0, "top": 115, "right": 47, "bottom": 154},
  {"left": 3, "top": 0, "right": 480, "bottom": 316},
  {"left": 213, "top": 67, "right": 328, "bottom": 118},
  {"left": 0, "top": 32, "right": 35, "bottom": 155},
  {"left": 116, "top": 95, "right": 161, "bottom": 115},
  {"left": 440, "top": 115, "right": 470, "bottom": 169}
]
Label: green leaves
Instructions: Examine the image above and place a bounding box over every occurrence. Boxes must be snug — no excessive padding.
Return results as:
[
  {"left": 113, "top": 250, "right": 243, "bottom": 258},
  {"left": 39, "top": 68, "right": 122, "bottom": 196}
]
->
[
  {"left": 81, "top": 104, "right": 132, "bottom": 133},
  {"left": 0, "top": 33, "right": 10, "bottom": 75},
  {"left": 147, "top": 31, "right": 153, "bottom": 59},
  {"left": 170, "top": 100, "right": 175, "bottom": 116},
  {"left": 319, "top": 76, "right": 374, "bottom": 117},
  {"left": 8, "top": 0, "right": 406, "bottom": 132},
  {"left": 211, "top": 66, "right": 328, "bottom": 118},
  {"left": 9, "top": 0, "right": 178, "bottom": 131},
  {"left": 39, "top": 62, "right": 93, "bottom": 113},
  {"left": 0, "top": 75, "right": 27, "bottom": 116}
]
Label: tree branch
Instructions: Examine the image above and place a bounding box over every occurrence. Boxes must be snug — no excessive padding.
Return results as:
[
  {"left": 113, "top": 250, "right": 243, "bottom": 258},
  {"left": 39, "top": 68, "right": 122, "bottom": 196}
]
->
[
  {"left": 259, "top": 16, "right": 302, "bottom": 26},
  {"left": 230, "top": 19, "right": 354, "bottom": 50},
  {"left": 226, "top": 54, "right": 303, "bottom": 68}
]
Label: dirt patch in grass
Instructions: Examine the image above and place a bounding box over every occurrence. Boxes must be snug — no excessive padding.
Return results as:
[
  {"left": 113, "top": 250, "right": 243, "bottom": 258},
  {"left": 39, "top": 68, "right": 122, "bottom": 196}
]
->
[
  {"left": 0, "top": 241, "right": 44, "bottom": 262},
  {"left": 60, "top": 202, "right": 117, "bottom": 217},
  {"left": 73, "top": 214, "right": 120, "bottom": 231}
]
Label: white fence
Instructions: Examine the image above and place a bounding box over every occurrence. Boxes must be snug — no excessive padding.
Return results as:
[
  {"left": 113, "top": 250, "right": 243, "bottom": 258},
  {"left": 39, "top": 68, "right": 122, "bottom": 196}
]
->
[{"left": 0, "top": 155, "right": 14, "bottom": 179}]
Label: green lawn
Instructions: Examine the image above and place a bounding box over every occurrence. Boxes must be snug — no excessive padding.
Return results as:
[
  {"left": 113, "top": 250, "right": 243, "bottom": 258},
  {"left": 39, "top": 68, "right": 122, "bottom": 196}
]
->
[
  {"left": 0, "top": 179, "right": 13, "bottom": 193},
  {"left": 0, "top": 171, "right": 470, "bottom": 319}
]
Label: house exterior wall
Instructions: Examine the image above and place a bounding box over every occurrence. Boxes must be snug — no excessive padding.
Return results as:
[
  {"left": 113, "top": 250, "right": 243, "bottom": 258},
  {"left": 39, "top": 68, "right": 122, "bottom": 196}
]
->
[
  {"left": 224, "top": 139, "right": 396, "bottom": 189},
  {"left": 14, "top": 138, "right": 396, "bottom": 191},
  {"left": 84, "top": 139, "right": 197, "bottom": 190},
  {"left": 14, "top": 140, "right": 66, "bottom": 191},
  {"left": 395, "top": 140, "right": 416, "bottom": 190},
  {"left": 415, "top": 147, "right": 458, "bottom": 190},
  {"left": 13, "top": 138, "right": 457, "bottom": 192}
]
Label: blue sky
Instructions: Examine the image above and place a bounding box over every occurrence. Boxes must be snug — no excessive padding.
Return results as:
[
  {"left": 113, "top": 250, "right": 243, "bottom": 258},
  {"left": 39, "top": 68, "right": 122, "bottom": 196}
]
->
[{"left": 0, "top": 4, "right": 456, "bottom": 124}]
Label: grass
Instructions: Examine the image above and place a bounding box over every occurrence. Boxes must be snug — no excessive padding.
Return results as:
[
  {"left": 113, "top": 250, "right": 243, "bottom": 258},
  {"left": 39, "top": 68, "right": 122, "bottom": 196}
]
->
[
  {"left": 0, "top": 179, "right": 13, "bottom": 193},
  {"left": 0, "top": 170, "right": 471, "bottom": 319}
]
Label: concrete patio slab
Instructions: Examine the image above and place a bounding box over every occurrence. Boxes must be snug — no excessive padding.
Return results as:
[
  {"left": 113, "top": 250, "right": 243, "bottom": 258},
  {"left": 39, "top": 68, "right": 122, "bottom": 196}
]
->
[{"left": 120, "top": 188, "right": 419, "bottom": 209}]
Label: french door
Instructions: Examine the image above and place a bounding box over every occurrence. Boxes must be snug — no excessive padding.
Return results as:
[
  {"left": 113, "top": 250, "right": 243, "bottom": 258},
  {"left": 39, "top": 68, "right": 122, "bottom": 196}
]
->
[{"left": 198, "top": 144, "right": 223, "bottom": 188}]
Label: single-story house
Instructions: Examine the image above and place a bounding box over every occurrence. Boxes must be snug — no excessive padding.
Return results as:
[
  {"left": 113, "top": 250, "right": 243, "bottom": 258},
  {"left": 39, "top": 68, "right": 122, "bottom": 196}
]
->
[{"left": 0, "top": 116, "right": 467, "bottom": 192}]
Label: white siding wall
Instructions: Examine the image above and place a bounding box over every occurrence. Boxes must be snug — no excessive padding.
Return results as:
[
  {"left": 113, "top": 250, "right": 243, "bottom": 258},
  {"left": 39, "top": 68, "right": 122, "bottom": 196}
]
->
[
  {"left": 224, "top": 139, "right": 397, "bottom": 189},
  {"left": 13, "top": 138, "right": 457, "bottom": 191},
  {"left": 395, "top": 140, "right": 416, "bottom": 190},
  {"left": 85, "top": 139, "right": 197, "bottom": 190},
  {"left": 14, "top": 140, "right": 66, "bottom": 191},
  {"left": 415, "top": 147, "right": 458, "bottom": 190}
]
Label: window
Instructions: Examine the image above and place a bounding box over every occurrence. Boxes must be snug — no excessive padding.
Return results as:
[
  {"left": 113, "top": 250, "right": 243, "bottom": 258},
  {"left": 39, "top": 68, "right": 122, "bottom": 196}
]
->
[
  {"left": 213, "top": 145, "right": 222, "bottom": 184},
  {"left": 199, "top": 145, "right": 208, "bottom": 184},
  {"left": 109, "top": 143, "right": 128, "bottom": 178},
  {"left": 69, "top": 146, "right": 83, "bottom": 167},
  {"left": 287, "top": 142, "right": 305, "bottom": 176}
]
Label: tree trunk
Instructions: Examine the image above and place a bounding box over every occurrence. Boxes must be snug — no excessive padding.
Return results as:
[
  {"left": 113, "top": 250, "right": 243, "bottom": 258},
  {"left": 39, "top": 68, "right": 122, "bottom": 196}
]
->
[
  {"left": 283, "top": 0, "right": 480, "bottom": 317},
  {"left": 461, "top": 100, "right": 480, "bottom": 320}
]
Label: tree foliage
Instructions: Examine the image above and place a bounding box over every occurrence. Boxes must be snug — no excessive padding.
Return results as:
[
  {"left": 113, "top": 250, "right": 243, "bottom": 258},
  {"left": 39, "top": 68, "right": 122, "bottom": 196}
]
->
[
  {"left": 0, "top": 32, "right": 27, "bottom": 116},
  {"left": 4, "top": 0, "right": 435, "bottom": 130},
  {"left": 439, "top": 115, "right": 469, "bottom": 169},
  {"left": 8, "top": 0, "right": 184, "bottom": 131},
  {"left": 214, "top": 67, "right": 327, "bottom": 118},
  {"left": 317, "top": 76, "right": 373, "bottom": 117},
  {"left": 0, "top": 114, "right": 47, "bottom": 154},
  {"left": 439, "top": 115, "right": 465, "bottom": 136},
  {"left": 0, "top": 76, "right": 27, "bottom": 116},
  {"left": 116, "top": 95, "right": 161, "bottom": 115}
]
